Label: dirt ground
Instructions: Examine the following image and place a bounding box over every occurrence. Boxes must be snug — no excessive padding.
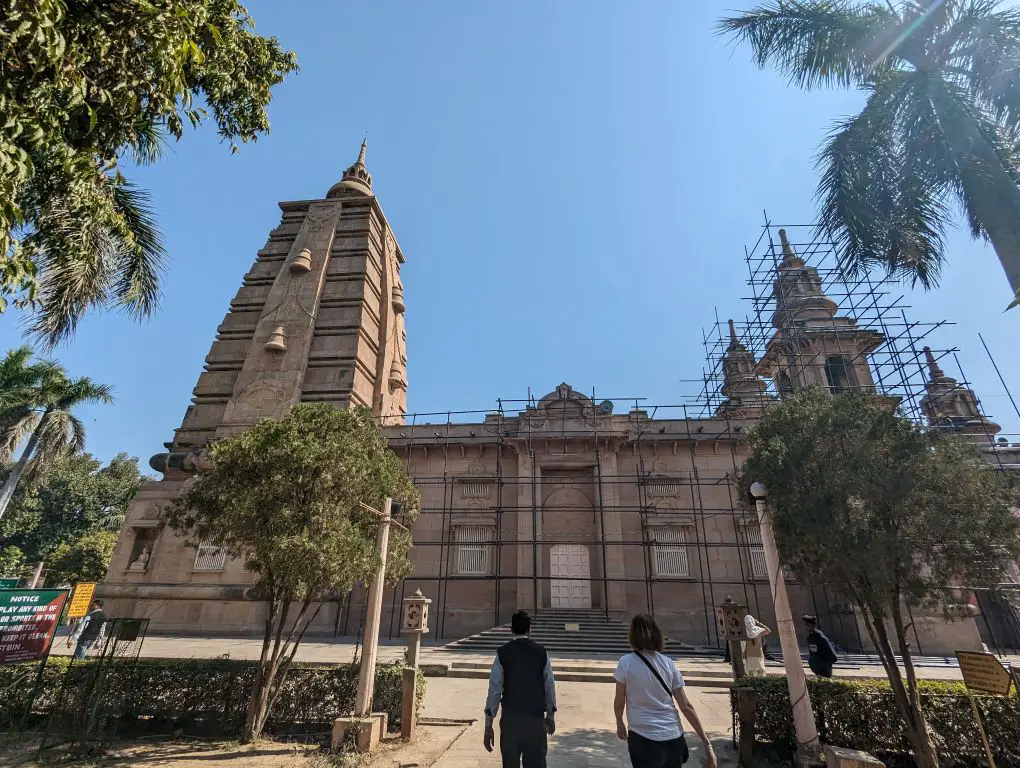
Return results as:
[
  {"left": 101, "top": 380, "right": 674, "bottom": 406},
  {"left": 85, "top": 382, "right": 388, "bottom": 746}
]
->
[{"left": 0, "top": 725, "right": 468, "bottom": 768}]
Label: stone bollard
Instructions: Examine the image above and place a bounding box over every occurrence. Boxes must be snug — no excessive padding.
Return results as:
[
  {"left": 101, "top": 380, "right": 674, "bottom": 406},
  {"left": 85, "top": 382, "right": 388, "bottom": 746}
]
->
[{"left": 823, "top": 745, "right": 885, "bottom": 768}]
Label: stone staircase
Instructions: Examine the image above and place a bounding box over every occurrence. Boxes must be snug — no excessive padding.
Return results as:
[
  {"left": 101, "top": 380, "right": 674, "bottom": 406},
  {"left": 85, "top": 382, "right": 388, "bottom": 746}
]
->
[{"left": 444, "top": 608, "right": 725, "bottom": 658}]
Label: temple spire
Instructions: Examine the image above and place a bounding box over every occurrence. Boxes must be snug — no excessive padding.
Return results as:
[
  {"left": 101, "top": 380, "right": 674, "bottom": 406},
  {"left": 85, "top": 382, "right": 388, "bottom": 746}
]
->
[
  {"left": 923, "top": 346, "right": 945, "bottom": 381},
  {"left": 327, "top": 139, "right": 373, "bottom": 197},
  {"left": 777, "top": 228, "right": 804, "bottom": 267},
  {"left": 727, "top": 319, "right": 740, "bottom": 350}
]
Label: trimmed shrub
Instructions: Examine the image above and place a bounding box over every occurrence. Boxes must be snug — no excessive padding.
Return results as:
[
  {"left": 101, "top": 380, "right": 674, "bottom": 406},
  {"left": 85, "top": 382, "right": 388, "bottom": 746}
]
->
[
  {"left": 0, "top": 656, "right": 425, "bottom": 737},
  {"left": 732, "top": 677, "right": 1020, "bottom": 767}
]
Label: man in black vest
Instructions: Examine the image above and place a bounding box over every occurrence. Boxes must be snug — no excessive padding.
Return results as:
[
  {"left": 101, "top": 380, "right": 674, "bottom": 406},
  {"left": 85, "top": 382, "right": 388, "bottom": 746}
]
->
[{"left": 483, "top": 611, "right": 557, "bottom": 768}]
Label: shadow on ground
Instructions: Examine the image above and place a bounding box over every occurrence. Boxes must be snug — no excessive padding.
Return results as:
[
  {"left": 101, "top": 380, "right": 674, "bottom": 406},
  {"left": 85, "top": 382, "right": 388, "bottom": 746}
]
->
[{"left": 548, "top": 729, "right": 737, "bottom": 768}]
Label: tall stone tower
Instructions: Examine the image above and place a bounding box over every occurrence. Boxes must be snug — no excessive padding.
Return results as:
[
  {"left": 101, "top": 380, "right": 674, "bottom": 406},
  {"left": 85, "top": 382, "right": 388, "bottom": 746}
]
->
[
  {"left": 100, "top": 144, "right": 410, "bottom": 629},
  {"left": 755, "top": 229, "right": 885, "bottom": 396}
]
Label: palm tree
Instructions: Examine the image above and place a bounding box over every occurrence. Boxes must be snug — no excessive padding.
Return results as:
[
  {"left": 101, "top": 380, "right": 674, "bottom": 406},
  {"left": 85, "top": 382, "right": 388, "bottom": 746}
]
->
[
  {"left": 0, "top": 361, "right": 114, "bottom": 522},
  {"left": 25, "top": 174, "right": 168, "bottom": 345},
  {"left": 719, "top": 0, "right": 1020, "bottom": 308}
]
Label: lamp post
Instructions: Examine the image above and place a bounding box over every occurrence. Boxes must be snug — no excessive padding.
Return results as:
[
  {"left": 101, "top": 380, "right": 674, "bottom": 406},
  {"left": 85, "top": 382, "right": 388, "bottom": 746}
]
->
[
  {"left": 748, "top": 482, "right": 820, "bottom": 762},
  {"left": 354, "top": 497, "right": 393, "bottom": 718},
  {"left": 400, "top": 589, "right": 431, "bottom": 740}
]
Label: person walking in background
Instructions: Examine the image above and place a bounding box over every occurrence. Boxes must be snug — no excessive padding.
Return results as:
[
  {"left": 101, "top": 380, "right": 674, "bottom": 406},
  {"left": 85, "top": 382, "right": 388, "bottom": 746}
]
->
[
  {"left": 614, "top": 614, "right": 717, "bottom": 768},
  {"left": 67, "top": 599, "right": 107, "bottom": 660},
  {"left": 483, "top": 610, "right": 557, "bottom": 768},
  {"left": 803, "top": 614, "right": 837, "bottom": 678},
  {"left": 742, "top": 614, "right": 771, "bottom": 677}
]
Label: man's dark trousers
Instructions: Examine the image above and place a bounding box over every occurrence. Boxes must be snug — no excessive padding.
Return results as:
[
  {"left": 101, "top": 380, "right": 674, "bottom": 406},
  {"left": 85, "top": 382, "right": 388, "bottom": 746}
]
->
[{"left": 499, "top": 714, "right": 547, "bottom": 768}]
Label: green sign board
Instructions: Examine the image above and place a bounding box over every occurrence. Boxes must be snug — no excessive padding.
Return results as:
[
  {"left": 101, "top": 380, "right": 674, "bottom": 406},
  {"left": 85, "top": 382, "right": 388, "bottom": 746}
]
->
[
  {"left": 0, "top": 589, "right": 68, "bottom": 665},
  {"left": 0, "top": 579, "right": 18, "bottom": 588}
]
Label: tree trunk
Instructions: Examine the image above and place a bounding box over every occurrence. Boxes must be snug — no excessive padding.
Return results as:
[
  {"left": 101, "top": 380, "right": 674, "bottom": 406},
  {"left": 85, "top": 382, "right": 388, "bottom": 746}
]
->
[
  {"left": 956, "top": 126, "right": 1020, "bottom": 303},
  {"left": 890, "top": 600, "right": 940, "bottom": 768},
  {"left": 245, "top": 597, "right": 292, "bottom": 742},
  {"left": 243, "top": 597, "right": 283, "bottom": 743},
  {"left": 0, "top": 416, "right": 44, "bottom": 522},
  {"left": 865, "top": 603, "right": 939, "bottom": 768}
]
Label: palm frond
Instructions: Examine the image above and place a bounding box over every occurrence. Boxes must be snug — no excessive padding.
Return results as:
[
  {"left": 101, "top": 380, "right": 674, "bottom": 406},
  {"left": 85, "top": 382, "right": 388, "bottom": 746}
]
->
[
  {"left": 27, "top": 195, "right": 115, "bottom": 345},
  {"left": 26, "top": 410, "right": 75, "bottom": 479},
  {"left": 816, "top": 90, "right": 951, "bottom": 288},
  {"left": 128, "top": 120, "right": 171, "bottom": 166},
  {"left": 717, "top": 0, "right": 901, "bottom": 90},
  {"left": 109, "top": 180, "right": 167, "bottom": 321},
  {"left": 53, "top": 376, "right": 115, "bottom": 410},
  {"left": 941, "top": 1, "right": 1020, "bottom": 129},
  {"left": 0, "top": 412, "right": 40, "bottom": 463},
  {"left": 27, "top": 173, "right": 167, "bottom": 346}
]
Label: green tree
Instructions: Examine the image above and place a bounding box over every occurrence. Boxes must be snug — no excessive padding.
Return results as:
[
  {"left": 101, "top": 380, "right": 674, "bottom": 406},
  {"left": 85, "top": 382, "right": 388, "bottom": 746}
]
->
[
  {"left": 0, "top": 544, "right": 23, "bottom": 576},
  {"left": 46, "top": 530, "right": 118, "bottom": 586},
  {"left": 739, "top": 388, "right": 1020, "bottom": 768},
  {"left": 1, "top": 0, "right": 297, "bottom": 342},
  {"left": 0, "top": 452, "right": 145, "bottom": 563},
  {"left": 0, "top": 361, "right": 114, "bottom": 521},
  {"left": 719, "top": 1, "right": 1020, "bottom": 307},
  {"left": 166, "top": 404, "right": 421, "bottom": 743}
]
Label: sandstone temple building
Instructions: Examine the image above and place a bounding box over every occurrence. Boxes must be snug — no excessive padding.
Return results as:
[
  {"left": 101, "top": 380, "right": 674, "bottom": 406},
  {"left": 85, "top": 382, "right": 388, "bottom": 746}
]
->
[{"left": 101, "top": 146, "right": 1020, "bottom": 656}]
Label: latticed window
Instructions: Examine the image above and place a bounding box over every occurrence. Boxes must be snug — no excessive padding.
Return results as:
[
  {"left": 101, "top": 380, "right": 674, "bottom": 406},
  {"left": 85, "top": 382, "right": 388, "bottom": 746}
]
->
[
  {"left": 745, "top": 526, "right": 768, "bottom": 579},
  {"left": 647, "top": 479, "right": 681, "bottom": 497},
  {"left": 462, "top": 482, "right": 490, "bottom": 498},
  {"left": 651, "top": 526, "right": 691, "bottom": 578},
  {"left": 193, "top": 542, "right": 226, "bottom": 572},
  {"left": 455, "top": 526, "right": 490, "bottom": 574}
]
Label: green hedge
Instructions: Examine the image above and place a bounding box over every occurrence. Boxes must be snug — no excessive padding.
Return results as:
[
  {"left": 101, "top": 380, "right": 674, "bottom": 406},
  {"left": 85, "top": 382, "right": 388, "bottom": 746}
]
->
[
  {"left": 0, "top": 656, "right": 425, "bottom": 738},
  {"left": 732, "top": 677, "right": 1020, "bottom": 768}
]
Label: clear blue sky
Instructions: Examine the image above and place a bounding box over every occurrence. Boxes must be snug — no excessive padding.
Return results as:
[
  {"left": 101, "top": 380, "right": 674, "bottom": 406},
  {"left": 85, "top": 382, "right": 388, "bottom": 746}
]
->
[{"left": 1, "top": 1, "right": 1018, "bottom": 466}]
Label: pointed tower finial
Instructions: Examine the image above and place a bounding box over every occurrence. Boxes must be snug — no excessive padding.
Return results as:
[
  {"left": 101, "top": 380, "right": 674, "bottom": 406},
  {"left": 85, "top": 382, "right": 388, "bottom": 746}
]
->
[
  {"left": 328, "top": 139, "right": 373, "bottom": 197},
  {"left": 728, "top": 319, "right": 740, "bottom": 349},
  {"left": 923, "top": 346, "right": 945, "bottom": 381},
  {"left": 777, "top": 228, "right": 803, "bottom": 266}
]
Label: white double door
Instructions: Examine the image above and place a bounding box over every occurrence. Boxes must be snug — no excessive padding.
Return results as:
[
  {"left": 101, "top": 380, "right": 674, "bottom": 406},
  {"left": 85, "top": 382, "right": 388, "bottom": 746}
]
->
[{"left": 549, "top": 544, "right": 592, "bottom": 609}]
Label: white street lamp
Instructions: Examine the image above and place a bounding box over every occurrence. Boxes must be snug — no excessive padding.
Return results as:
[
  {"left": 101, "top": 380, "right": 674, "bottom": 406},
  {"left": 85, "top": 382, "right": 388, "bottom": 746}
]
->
[{"left": 748, "top": 482, "right": 821, "bottom": 763}]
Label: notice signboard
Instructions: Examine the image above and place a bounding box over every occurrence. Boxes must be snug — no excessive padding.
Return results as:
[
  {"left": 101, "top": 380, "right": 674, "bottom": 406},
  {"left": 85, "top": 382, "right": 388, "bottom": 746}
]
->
[
  {"left": 66, "top": 583, "right": 96, "bottom": 619},
  {"left": 0, "top": 589, "right": 67, "bottom": 665},
  {"left": 957, "top": 650, "right": 1013, "bottom": 696}
]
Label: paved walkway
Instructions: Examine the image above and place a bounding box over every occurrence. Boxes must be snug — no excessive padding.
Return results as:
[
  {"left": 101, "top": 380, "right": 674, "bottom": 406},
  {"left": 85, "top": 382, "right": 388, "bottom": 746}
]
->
[
  {"left": 53, "top": 632, "right": 1017, "bottom": 684},
  {"left": 423, "top": 676, "right": 736, "bottom": 768}
]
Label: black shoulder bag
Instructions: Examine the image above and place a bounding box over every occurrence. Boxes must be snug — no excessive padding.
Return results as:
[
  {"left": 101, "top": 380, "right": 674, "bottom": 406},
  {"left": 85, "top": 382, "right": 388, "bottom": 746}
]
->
[{"left": 633, "top": 651, "right": 690, "bottom": 764}]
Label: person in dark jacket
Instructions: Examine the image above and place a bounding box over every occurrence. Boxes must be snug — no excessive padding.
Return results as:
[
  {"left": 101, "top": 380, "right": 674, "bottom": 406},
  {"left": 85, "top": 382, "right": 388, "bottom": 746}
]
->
[
  {"left": 803, "top": 615, "right": 837, "bottom": 678},
  {"left": 483, "top": 611, "right": 557, "bottom": 768},
  {"left": 68, "top": 600, "right": 107, "bottom": 659}
]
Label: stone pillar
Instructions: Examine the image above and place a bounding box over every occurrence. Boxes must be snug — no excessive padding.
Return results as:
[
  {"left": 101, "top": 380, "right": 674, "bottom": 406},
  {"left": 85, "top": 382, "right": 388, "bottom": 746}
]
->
[
  {"left": 516, "top": 451, "right": 538, "bottom": 611},
  {"left": 597, "top": 449, "right": 627, "bottom": 612}
]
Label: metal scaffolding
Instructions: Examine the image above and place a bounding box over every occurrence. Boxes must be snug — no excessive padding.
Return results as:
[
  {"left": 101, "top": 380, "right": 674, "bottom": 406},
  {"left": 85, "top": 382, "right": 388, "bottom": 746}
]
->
[{"left": 339, "top": 216, "right": 1020, "bottom": 654}]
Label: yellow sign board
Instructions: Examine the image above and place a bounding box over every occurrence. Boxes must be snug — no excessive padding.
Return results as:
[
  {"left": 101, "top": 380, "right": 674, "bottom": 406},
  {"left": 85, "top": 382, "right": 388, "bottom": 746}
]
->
[
  {"left": 66, "top": 583, "right": 97, "bottom": 619},
  {"left": 564, "top": 623, "right": 580, "bottom": 632},
  {"left": 956, "top": 650, "right": 1013, "bottom": 696}
]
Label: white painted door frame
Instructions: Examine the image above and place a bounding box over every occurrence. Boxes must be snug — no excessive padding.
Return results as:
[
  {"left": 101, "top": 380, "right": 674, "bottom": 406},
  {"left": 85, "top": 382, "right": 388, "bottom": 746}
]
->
[{"left": 549, "top": 544, "right": 592, "bottom": 609}]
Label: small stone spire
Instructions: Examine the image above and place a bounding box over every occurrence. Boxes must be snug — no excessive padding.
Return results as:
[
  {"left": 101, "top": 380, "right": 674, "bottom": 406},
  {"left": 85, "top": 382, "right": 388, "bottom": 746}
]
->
[
  {"left": 923, "top": 346, "right": 945, "bottom": 381},
  {"left": 328, "top": 139, "right": 373, "bottom": 197},
  {"left": 919, "top": 346, "right": 1001, "bottom": 442},
  {"left": 716, "top": 318, "right": 774, "bottom": 418},
  {"left": 778, "top": 229, "right": 804, "bottom": 267}
]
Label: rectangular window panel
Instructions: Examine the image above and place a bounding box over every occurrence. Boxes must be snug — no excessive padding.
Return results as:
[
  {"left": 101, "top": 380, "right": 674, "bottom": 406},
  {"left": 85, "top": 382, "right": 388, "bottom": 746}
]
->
[
  {"left": 652, "top": 526, "right": 691, "bottom": 578},
  {"left": 193, "top": 543, "right": 226, "bottom": 572},
  {"left": 456, "top": 525, "right": 490, "bottom": 575},
  {"left": 745, "top": 526, "right": 768, "bottom": 579}
]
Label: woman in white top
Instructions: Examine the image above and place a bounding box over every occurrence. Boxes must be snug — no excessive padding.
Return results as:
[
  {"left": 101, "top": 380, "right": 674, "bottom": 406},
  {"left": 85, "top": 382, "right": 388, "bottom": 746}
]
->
[
  {"left": 742, "top": 614, "right": 771, "bottom": 677},
  {"left": 614, "top": 615, "right": 717, "bottom": 768}
]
